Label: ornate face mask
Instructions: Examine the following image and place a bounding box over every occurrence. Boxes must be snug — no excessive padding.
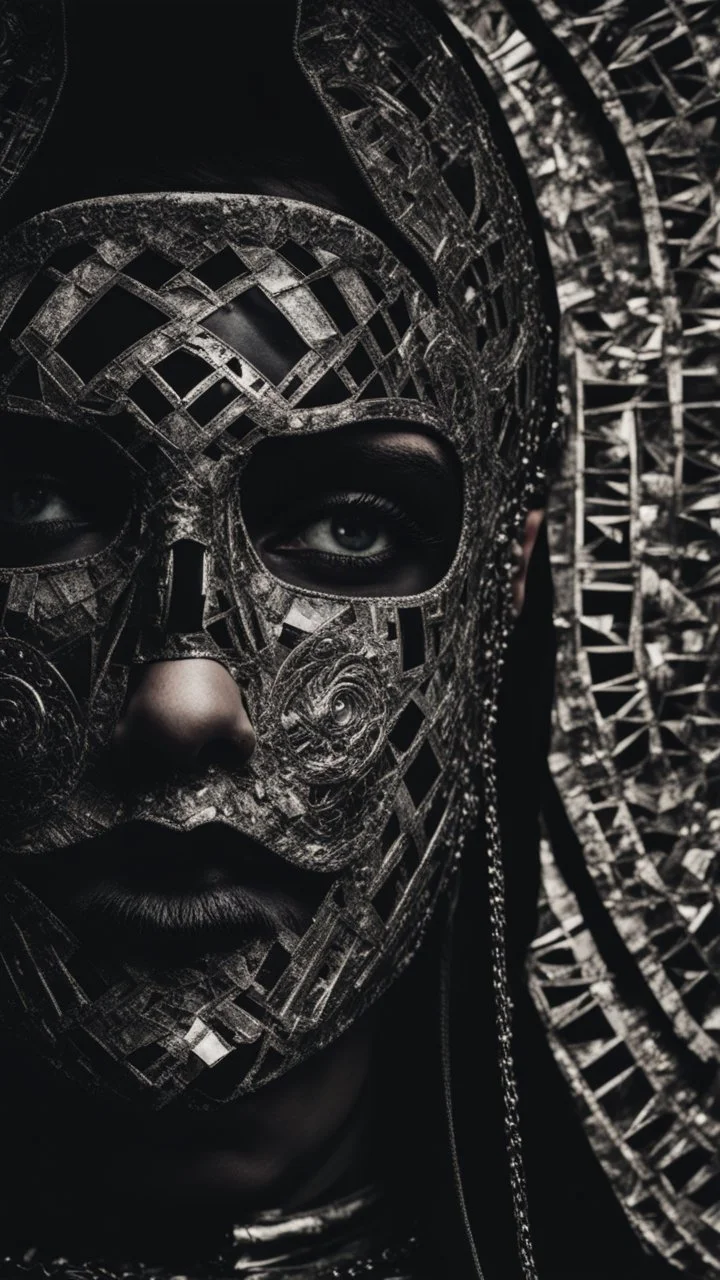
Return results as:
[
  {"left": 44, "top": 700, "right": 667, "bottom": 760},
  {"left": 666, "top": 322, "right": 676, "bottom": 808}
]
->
[{"left": 0, "top": 0, "right": 554, "bottom": 1112}]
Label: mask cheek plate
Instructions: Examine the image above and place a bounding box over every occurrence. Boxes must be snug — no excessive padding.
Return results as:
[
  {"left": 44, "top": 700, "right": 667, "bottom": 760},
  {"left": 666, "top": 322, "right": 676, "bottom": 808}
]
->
[
  {"left": 0, "top": 637, "right": 86, "bottom": 825},
  {"left": 0, "top": 519, "right": 142, "bottom": 831}
]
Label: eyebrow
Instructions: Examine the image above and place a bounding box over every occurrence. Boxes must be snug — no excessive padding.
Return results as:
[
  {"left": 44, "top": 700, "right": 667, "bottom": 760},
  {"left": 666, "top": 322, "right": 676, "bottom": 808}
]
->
[
  {"left": 265, "top": 426, "right": 459, "bottom": 485},
  {"left": 337, "top": 430, "right": 453, "bottom": 469},
  {"left": 240, "top": 426, "right": 463, "bottom": 534}
]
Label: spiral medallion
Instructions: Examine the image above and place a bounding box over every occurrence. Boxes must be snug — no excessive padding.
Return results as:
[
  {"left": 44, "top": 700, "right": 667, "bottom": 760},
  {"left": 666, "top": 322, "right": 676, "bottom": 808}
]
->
[
  {"left": 271, "top": 632, "right": 388, "bottom": 787},
  {"left": 0, "top": 639, "right": 85, "bottom": 826}
]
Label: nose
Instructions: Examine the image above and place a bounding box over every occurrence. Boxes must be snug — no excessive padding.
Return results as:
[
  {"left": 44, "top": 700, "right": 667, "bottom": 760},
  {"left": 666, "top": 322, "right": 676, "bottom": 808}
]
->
[{"left": 113, "top": 659, "right": 256, "bottom": 771}]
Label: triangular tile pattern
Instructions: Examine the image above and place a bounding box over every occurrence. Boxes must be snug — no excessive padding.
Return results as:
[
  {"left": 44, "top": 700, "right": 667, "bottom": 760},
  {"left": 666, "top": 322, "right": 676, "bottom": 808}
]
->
[{"left": 447, "top": 0, "right": 720, "bottom": 1268}]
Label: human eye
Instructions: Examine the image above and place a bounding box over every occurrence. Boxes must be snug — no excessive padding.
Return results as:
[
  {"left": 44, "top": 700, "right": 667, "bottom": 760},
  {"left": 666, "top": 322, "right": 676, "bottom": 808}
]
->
[
  {"left": 240, "top": 425, "right": 463, "bottom": 597},
  {"left": 0, "top": 472, "right": 101, "bottom": 565},
  {"left": 262, "top": 491, "right": 440, "bottom": 586},
  {"left": 1, "top": 474, "right": 88, "bottom": 526},
  {"left": 0, "top": 418, "right": 131, "bottom": 568}
]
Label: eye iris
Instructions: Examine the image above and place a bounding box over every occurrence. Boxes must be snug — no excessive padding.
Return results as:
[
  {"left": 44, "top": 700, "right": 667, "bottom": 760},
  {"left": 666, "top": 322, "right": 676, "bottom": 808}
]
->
[{"left": 331, "top": 513, "right": 378, "bottom": 553}]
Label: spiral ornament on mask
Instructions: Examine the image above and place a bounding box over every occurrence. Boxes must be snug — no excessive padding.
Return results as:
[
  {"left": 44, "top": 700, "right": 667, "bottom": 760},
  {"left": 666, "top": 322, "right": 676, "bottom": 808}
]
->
[
  {"left": 0, "top": 640, "right": 84, "bottom": 826},
  {"left": 264, "top": 630, "right": 392, "bottom": 854},
  {"left": 272, "top": 631, "right": 389, "bottom": 785}
]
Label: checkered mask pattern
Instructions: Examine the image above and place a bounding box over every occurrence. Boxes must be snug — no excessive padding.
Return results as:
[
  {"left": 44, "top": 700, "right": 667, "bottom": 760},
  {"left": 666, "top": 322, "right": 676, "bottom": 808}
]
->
[{"left": 0, "top": 0, "right": 553, "bottom": 1121}]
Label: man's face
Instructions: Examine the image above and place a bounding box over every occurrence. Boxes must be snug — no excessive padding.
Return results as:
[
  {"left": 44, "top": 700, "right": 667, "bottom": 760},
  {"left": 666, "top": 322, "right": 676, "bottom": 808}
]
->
[{"left": 0, "top": 194, "right": 502, "bottom": 1108}]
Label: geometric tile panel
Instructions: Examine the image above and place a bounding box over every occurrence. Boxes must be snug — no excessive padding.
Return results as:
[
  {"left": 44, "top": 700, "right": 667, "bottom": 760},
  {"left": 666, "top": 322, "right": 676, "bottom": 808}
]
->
[{"left": 445, "top": 0, "right": 720, "bottom": 1270}]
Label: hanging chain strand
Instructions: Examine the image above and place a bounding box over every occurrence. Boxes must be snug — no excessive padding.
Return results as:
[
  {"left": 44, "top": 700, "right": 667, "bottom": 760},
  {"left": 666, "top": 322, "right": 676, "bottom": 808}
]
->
[{"left": 482, "top": 573, "right": 538, "bottom": 1280}]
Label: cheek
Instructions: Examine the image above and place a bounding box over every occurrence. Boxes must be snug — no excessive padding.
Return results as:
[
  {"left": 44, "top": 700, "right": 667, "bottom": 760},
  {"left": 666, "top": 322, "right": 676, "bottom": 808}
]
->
[
  {"left": 248, "top": 627, "right": 394, "bottom": 871},
  {"left": 234, "top": 573, "right": 472, "bottom": 876}
]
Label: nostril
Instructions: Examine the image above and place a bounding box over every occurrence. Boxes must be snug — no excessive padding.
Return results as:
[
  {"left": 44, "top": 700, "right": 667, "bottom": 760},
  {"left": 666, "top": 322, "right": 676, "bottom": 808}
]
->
[{"left": 112, "top": 658, "right": 256, "bottom": 771}]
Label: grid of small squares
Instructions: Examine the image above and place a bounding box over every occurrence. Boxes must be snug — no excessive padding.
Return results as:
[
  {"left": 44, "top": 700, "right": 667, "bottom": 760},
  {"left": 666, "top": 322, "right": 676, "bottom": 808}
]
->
[
  {"left": 0, "top": 202, "right": 440, "bottom": 665},
  {"left": 531, "top": 848, "right": 720, "bottom": 1269},
  {"left": 0, "top": 216, "right": 433, "bottom": 461}
]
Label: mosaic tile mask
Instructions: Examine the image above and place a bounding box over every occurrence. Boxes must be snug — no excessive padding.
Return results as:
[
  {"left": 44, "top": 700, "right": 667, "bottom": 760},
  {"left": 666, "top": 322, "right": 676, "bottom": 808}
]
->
[{"left": 0, "top": 0, "right": 553, "bottom": 1170}]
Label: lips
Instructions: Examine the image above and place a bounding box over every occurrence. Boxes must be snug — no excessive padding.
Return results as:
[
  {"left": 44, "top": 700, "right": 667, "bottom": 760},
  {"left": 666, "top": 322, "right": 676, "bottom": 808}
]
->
[{"left": 13, "top": 821, "right": 331, "bottom": 964}]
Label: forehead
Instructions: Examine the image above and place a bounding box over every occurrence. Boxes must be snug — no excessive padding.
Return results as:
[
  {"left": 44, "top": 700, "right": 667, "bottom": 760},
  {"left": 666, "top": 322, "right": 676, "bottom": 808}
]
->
[{"left": 0, "top": 194, "right": 471, "bottom": 472}]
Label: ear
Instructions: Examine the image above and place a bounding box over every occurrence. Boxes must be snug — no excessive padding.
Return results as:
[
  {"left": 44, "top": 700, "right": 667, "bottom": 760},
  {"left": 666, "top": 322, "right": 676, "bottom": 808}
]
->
[{"left": 511, "top": 508, "right": 545, "bottom": 616}]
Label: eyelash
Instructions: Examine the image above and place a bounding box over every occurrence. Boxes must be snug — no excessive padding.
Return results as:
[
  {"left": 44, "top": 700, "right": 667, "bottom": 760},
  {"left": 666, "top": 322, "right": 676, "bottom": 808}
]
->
[
  {"left": 0, "top": 516, "right": 89, "bottom": 545},
  {"left": 266, "top": 491, "right": 439, "bottom": 567},
  {"left": 0, "top": 490, "right": 439, "bottom": 578}
]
